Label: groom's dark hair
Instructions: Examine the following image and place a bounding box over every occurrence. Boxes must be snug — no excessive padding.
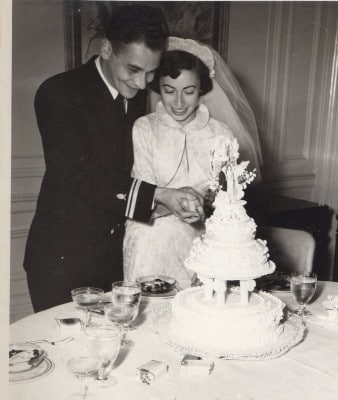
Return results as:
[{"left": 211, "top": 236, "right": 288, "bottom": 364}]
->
[{"left": 105, "top": 4, "right": 169, "bottom": 53}]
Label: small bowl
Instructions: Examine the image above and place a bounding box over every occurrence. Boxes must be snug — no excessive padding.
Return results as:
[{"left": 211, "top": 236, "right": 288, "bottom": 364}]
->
[
  {"left": 9, "top": 342, "right": 44, "bottom": 373},
  {"left": 70, "top": 287, "right": 104, "bottom": 307},
  {"left": 137, "top": 275, "right": 176, "bottom": 294}
]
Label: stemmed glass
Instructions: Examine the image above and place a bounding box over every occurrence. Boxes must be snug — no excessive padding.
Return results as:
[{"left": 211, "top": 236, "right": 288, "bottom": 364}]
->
[
  {"left": 105, "top": 281, "right": 141, "bottom": 347},
  {"left": 65, "top": 356, "right": 101, "bottom": 400},
  {"left": 84, "top": 322, "right": 122, "bottom": 387},
  {"left": 290, "top": 271, "right": 317, "bottom": 317},
  {"left": 71, "top": 287, "right": 104, "bottom": 326}
]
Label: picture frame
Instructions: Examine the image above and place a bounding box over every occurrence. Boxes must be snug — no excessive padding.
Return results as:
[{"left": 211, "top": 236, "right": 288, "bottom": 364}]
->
[{"left": 64, "top": 1, "right": 230, "bottom": 70}]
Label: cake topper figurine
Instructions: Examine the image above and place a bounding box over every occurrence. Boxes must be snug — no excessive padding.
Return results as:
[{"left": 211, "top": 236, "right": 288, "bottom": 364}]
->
[{"left": 209, "top": 137, "right": 256, "bottom": 202}]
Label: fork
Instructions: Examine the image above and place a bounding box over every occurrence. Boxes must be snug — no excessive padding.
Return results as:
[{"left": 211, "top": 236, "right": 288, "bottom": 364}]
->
[{"left": 28, "top": 336, "right": 73, "bottom": 345}]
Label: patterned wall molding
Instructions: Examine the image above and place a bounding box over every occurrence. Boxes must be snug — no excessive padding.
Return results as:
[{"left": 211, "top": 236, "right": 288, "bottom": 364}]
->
[
  {"left": 11, "top": 153, "right": 45, "bottom": 179},
  {"left": 278, "top": 2, "right": 294, "bottom": 162},
  {"left": 11, "top": 153, "right": 41, "bottom": 322},
  {"left": 302, "top": 3, "right": 322, "bottom": 162},
  {"left": 261, "top": 2, "right": 283, "bottom": 159},
  {"left": 261, "top": 2, "right": 329, "bottom": 194},
  {"left": 261, "top": 174, "right": 315, "bottom": 200},
  {"left": 314, "top": 4, "right": 338, "bottom": 211},
  {"left": 215, "top": 2, "right": 230, "bottom": 61},
  {"left": 11, "top": 193, "right": 38, "bottom": 213},
  {"left": 11, "top": 227, "right": 29, "bottom": 239},
  {"left": 11, "top": 154, "right": 44, "bottom": 222}
]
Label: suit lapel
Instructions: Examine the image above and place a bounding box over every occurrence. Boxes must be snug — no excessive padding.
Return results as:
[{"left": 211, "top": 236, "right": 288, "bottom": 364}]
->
[
  {"left": 77, "top": 58, "right": 126, "bottom": 170},
  {"left": 78, "top": 58, "right": 147, "bottom": 173}
]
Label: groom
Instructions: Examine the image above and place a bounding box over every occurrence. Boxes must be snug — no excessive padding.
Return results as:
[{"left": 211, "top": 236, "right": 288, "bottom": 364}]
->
[{"left": 24, "top": 4, "right": 205, "bottom": 312}]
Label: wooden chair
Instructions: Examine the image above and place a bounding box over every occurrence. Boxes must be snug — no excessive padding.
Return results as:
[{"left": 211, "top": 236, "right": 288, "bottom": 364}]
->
[{"left": 259, "top": 226, "right": 315, "bottom": 273}]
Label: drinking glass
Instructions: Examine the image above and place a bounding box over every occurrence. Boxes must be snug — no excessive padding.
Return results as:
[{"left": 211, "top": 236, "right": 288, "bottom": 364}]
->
[
  {"left": 84, "top": 322, "right": 121, "bottom": 387},
  {"left": 290, "top": 271, "right": 317, "bottom": 317},
  {"left": 71, "top": 287, "right": 104, "bottom": 325},
  {"left": 104, "top": 303, "right": 140, "bottom": 348},
  {"left": 65, "top": 356, "right": 101, "bottom": 400},
  {"left": 105, "top": 281, "right": 141, "bottom": 347},
  {"left": 111, "top": 281, "right": 141, "bottom": 311}
]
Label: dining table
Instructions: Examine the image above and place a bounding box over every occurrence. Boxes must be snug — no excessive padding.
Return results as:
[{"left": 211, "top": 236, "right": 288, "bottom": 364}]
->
[{"left": 9, "top": 281, "right": 338, "bottom": 400}]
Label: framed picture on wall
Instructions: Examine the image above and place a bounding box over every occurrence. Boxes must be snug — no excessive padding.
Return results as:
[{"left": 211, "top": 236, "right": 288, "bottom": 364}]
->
[{"left": 64, "top": 1, "right": 229, "bottom": 70}]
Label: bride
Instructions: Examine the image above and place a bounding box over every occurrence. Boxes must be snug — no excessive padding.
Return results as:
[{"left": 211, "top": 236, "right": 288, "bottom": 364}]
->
[{"left": 123, "top": 37, "right": 263, "bottom": 288}]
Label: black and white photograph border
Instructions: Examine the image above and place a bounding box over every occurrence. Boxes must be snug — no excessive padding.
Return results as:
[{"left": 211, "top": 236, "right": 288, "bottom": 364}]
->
[{"left": 3, "top": 1, "right": 338, "bottom": 399}]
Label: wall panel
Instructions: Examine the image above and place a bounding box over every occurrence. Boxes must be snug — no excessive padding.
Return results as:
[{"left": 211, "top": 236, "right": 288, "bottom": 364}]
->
[
  {"left": 227, "top": 2, "right": 337, "bottom": 207},
  {"left": 11, "top": 0, "right": 64, "bottom": 322},
  {"left": 11, "top": 154, "right": 44, "bottom": 322}
]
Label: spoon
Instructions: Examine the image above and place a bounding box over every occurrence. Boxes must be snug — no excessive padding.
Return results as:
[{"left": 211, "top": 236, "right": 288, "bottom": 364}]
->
[
  {"left": 56, "top": 318, "right": 82, "bottom": 326},
  {"left": 28, "top": 336, "right": 73, "bottom": 345},
  {"left": 55, "top": 317, "right": 84, "bottom": 328}
]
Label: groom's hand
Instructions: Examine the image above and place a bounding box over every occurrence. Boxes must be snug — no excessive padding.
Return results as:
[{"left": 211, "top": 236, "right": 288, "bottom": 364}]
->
[{"left": 154, "top": 187, "right": 205, "bottom": 224}]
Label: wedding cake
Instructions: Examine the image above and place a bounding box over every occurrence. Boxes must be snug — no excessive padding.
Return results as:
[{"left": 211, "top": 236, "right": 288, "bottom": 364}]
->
[{"left": 156, "top": 138, "right": 303, "bottom": 358}]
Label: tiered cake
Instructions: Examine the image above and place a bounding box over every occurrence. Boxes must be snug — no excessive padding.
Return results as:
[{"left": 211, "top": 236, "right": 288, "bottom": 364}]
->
[{"left": 156, "top": 138, "right": 304, "bottom": 358}]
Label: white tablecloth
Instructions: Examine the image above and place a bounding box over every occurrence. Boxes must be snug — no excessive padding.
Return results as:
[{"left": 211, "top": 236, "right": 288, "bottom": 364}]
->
[{"left": 9, "top": 281, "right": 338, "bottom": 400}]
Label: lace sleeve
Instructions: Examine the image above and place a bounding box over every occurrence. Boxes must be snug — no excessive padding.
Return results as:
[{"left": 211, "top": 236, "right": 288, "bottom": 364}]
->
[{"left": 131, "top": 116, "right": 158, "bottom": 185}]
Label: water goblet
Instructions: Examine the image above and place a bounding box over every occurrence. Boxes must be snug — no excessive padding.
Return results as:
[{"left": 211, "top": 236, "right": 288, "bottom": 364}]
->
[
  {"left": 65, "top": 356, "right": 101, "bottom": 400},
  {"left": 111, "top": 281, "right": 141, "bottom": 309},
  {"left": 84, "top": 322, "right": 122, "bottom": 387},
  {"left": 290, "top": 271, "right": 317, "bottom": 317},
  {"left": 71, "top": 287, "right": 104, "bottom": 325},
  {"left": 112, "top": 281, "right": 141, "bottom": 323},
  {"left": 104, "top": 303, "right": 139, "bottom": 348}
]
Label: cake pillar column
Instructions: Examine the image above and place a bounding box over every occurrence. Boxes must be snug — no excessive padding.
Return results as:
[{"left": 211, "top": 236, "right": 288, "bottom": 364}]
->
[
  {"left": 202, "top": 277, "right": 214, "bottom": 302},
  {"left": 240, "top": 280, "right": 256, "bottom": 305},
  {"left": 214, "top": 279, "right": 227, "bottom": 305}
]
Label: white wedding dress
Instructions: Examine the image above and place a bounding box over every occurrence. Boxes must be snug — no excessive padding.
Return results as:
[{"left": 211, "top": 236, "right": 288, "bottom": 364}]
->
[{"left": 123, "top": 102, "right": 234, "bottom": 288}]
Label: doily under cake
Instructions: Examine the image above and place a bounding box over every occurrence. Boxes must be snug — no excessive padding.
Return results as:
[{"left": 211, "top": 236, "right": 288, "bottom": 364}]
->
[{"left": 154, "top": 308, "right": 305, "bottom": 361}]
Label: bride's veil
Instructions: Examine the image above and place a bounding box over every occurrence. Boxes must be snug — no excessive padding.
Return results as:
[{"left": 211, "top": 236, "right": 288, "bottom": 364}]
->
[{"left": 148, "top": 42, "right": 263, "bottom": 183}]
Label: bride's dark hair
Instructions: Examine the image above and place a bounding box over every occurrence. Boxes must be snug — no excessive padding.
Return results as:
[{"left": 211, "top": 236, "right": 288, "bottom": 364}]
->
[{"left": 150, "top": 50, "right": 213, "bottom": 96}]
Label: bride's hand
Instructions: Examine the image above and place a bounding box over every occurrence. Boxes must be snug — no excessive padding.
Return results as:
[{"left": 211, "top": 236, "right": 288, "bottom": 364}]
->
[{"left": 154, "top": 187, "right": 205, "bottom": 223}]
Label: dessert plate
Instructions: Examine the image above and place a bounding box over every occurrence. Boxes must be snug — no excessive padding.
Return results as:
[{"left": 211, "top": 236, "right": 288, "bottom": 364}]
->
[
  {"left": 258, "top": 271, "right": 291, "bottom": 292},
  {"left": 9, "top": 357, "right": 54, "bottom": 383},
  {"left": 137, "top": 275, "right": 177, "bottom": 296},
  {"left": 141, "top": 287, "right": 179, "bottom": 300},
  {"left": 9, "top": 343, "right": 44, "bottom": 373}
]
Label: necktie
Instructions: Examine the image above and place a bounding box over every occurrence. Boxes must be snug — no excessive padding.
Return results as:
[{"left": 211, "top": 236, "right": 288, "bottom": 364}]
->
[
  {"left": 115, "top": 93, "right": 126, "bottom": 115},
  {"left": 115, "top": 94, "right": 132, "bottom": 171}
]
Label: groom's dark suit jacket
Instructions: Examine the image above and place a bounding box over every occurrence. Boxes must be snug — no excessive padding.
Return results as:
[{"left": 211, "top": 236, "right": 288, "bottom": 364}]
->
[{"left": 24, "top": 57, "right": 155, "bottom": 307}]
